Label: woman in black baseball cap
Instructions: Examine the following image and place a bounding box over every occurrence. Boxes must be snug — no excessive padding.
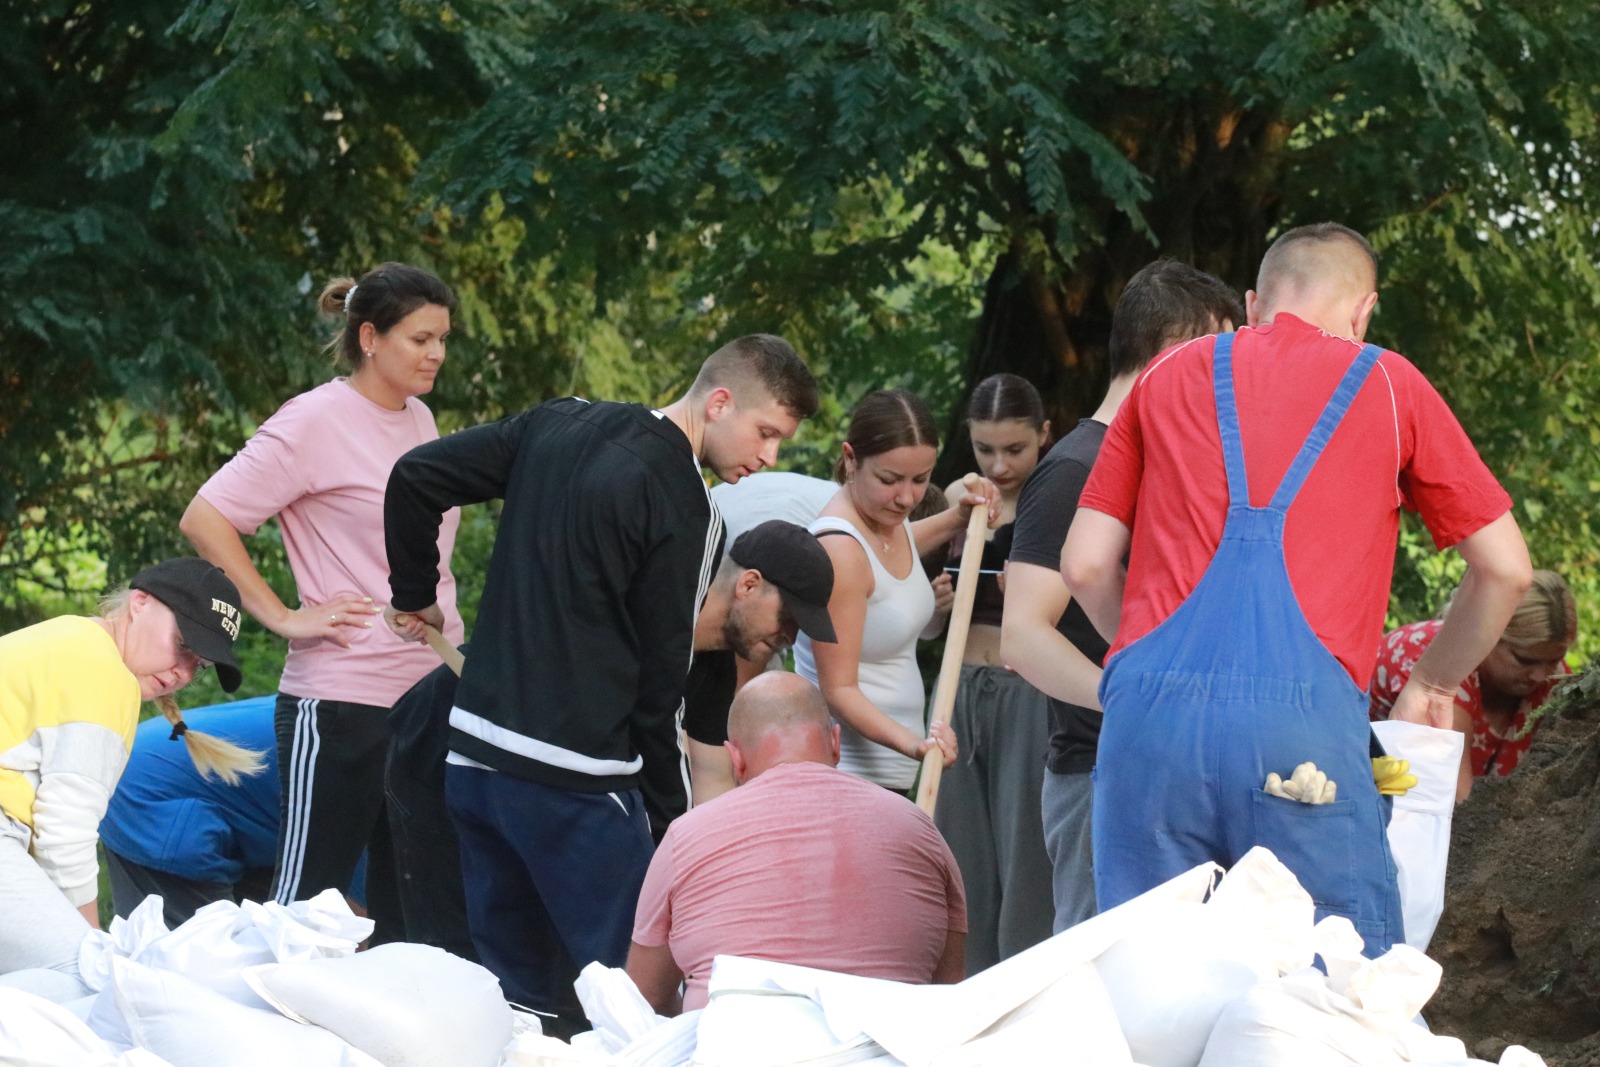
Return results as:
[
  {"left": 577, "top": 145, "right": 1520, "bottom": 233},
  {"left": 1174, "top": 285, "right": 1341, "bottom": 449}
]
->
[{"left": 0, "top": 557, "right": 261, "bottom": 1000}]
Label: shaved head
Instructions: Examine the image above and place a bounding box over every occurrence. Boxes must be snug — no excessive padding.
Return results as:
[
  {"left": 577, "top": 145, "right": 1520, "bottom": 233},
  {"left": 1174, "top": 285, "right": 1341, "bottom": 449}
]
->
[
  {"left": 724, "top": 672, "right": 838, "bottom": 781},
  {"left": 1248, "top": 223, "right": 1380, "bottom": 340},
  {"left": 1255, "top": 223, "right": 1377, "bottom": 310}
]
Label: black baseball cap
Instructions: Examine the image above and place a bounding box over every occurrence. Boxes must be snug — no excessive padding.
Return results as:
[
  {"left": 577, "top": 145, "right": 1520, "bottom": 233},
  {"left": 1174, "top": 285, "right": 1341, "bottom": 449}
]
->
[
  {"left": 129, "top": 558, "right": 245, "bottom": 693},
  {"left": 729, "top": 520, "right": 837, "bottom": 643}
]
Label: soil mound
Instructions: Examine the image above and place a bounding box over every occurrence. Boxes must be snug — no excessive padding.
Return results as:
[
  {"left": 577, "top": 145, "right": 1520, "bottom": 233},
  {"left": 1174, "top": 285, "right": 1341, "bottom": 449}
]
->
[{"left": 1427, "top": 695, "right": 1600, "bottom": 1067}]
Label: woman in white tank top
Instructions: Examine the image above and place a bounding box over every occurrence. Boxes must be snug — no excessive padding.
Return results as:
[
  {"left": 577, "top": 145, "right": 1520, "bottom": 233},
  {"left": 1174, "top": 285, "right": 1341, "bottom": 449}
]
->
[{"left": 795, "top": 389, "right": 998, "bottom": 792}]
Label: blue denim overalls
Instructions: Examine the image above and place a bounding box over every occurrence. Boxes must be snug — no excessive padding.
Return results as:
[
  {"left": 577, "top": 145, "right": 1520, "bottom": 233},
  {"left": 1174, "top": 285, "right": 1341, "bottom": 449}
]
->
[{"left": 1091, "top": 331, "right": 1403, "bottom": 957}]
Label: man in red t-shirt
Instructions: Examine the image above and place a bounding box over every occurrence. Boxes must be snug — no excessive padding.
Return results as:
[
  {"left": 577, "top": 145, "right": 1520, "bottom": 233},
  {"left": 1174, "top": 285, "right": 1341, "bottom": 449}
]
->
[
  {"left": 625, "top": 672, "right": 966, "bottom": 1015},
  {"left": 1062, "top": 223, "right": 1532, "bottom": 953}
]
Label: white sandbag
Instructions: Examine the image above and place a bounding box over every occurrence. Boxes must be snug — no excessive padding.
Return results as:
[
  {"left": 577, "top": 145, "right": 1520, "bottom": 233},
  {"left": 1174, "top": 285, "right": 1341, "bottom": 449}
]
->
[
  {"left": 242, "top": 889, "right": 373, "bottom": 958},
  {"left": 0, "top": 986, "right": 122, "bottom": 1066},
  {"left": 1093, "top": 903, "right": 1271, "bottom": 1067},
  {"left": 518, "top": 1011, "right": 704, "bottom": 1067},
  {"left": 1372, "top": 720, "right": 1464, "bottom": 951},
  {"left": 574, "top": 962, "right": 668, "bottom": 1053},
  {"left": 1093, "top": 848, "right": 1317, "bottom": 1067},
  {"left": 79, "top": 896, "right": 171, "bottom": 993},
  {"left": 929, "top": 964, "right": 1131, "bottom": 1067},
  {"left": 697, "top": 861, "right": 1220, "bottom": 1067},
  {"left": 91, "top": 956, "right": 379, "bottom": 1067},
  {"left": 243, "top": 942, "right": 511, "bottom": 1067},
  {"left": 501, "top": 1032, "right": 616, "bottom": 1066},
  {"left": 614, "top": 1010, "right": 701, "bottom": 1067},
  {"left": 694, "top": 987, "right": 888, "bottom": 1067},
  {"left": 83, "top": 889, "right": 371, "bottom": 1012},
  {"left": 1197, "top": 924, "right": 1467, "bottom": 1067}
]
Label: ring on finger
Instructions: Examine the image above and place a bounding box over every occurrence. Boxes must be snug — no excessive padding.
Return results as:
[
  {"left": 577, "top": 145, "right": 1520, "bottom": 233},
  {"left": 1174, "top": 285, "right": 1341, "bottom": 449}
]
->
[{"left": 331, "top": 613, "right": 338, "bottom": 623}]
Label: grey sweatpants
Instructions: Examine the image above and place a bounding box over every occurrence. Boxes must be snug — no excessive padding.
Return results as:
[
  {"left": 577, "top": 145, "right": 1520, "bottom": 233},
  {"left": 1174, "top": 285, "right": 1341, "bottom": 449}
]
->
[
  {"left": 933, "top": 664, "right": 1055, "bottom": 975},
  {"left": 0, "top": 828, "right": 93, "bottom": 1002},
  {"left": 1041, "top": 768, "right": 1097, "bottom": 932}
]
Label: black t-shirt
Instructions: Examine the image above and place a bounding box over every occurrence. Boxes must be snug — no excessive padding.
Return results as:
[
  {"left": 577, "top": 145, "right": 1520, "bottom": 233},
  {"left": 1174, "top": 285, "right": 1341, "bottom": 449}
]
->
[
  {"left": 682, "top": 649, "right": 736, "bottom": 746},
  {"left": 1008, "top": 419, "right": 1110, "bottom": 775},
  {"left": 957, "top": 523, "right": 1014, "bottom": 629}
]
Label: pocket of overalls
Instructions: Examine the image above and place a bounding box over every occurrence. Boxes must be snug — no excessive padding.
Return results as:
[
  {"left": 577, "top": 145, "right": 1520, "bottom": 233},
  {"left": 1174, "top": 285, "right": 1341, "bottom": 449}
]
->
[{"left": 1248, "top": 790, "right": 1357, "bottom": 912}]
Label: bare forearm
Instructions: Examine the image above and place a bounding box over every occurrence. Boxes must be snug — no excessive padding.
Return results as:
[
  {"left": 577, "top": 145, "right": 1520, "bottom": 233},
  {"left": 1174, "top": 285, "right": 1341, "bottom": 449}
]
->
[
  {"left": 1410, "top": 570, "right": 1529, "bottom": 691},
  {"left": 625, "top": 942, "right": 684, "bottom": 1017},
  {"left": 1411, "top": 512, "right": 1533, "bottom": 690},
  {"left": 180, "top": 496, "right": 292, "bottom": 632},
  {"left": 1067, "top": 574, "right": 1122, "bottom": 645},
  {"left": 1003, "top": 621, "right": 1102, "bottom": 710},
  {"left": 820, "top": 684, "right": 922, "bottom": 758},
  {"left": 1390, "top": 512, "right": 1532, "bottom": 729}
]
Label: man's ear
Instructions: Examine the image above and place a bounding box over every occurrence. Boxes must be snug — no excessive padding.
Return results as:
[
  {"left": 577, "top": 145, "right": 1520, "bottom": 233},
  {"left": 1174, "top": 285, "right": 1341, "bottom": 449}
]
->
[
  {"left": 1350, "top": 291, "right": 1379, "bottom": 342},
  {"left": 734, "top": 569, "right": 764, "bottom": 599},
  {"left": 1244, "top": 290, "right": 1263, "bottom": 328},
  {"left": 725, "top": 739, "right": 748, "bottom": 784},
  {"left": 703, "top": 386, "right": 735, "bottom": 422},
  {"left": 828, "top": 724, "right": 841, "bottom": 766}
]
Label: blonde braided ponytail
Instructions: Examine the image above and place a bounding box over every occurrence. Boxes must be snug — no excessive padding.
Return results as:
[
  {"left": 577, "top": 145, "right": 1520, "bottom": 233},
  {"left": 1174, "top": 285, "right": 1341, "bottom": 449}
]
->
[{"left": 154, "top": 695, "right": 268, "bottom": 785}]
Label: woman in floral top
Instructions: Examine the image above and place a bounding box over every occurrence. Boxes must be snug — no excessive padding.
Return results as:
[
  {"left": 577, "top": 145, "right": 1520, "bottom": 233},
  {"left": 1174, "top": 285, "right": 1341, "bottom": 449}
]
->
[{"left": 1370, "top": 570, "right": 1577, "bottom": 801}]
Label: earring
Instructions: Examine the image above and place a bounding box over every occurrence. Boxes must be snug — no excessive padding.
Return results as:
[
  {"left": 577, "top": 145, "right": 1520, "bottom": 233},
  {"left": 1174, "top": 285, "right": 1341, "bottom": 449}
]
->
[{"left": 364, "top": 349, "right": 374, "bottom": 359}]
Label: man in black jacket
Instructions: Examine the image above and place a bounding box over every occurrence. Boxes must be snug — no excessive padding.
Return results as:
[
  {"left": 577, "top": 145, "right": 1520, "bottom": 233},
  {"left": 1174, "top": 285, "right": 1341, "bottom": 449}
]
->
[
  {"left": 382, "top": 335, "right": 817, "bottom": 1028},
  {"left": 383, "top": 519, "right": 838, "bottom": 973}
]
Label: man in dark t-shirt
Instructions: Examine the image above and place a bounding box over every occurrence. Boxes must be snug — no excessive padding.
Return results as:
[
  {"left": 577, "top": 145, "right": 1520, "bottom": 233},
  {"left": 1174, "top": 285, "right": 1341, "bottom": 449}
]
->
[{"left": 1002, "top": 260, "right": 1243, "bottom": 931}]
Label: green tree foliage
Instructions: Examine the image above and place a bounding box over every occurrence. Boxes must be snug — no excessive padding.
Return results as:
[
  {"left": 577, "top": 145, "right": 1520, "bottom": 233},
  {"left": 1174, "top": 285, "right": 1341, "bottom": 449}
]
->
[
  {"left": 422, "top": 0, "right": 1600, "bottom": 652},
  {"left": 5, "top": 0, "right": 1599, "bottom": 666},
  {"left": 1, "top": 0, "right": 485, "bottom": 620}
]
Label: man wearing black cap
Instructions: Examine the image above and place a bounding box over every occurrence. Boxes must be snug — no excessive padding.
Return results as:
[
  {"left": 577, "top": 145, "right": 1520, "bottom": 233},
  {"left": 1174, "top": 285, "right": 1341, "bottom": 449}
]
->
[
  {"left": 379, "top": 520, "right": 837, "bottom": 972},
  {"left": 680, "top": 521, "right": 838, "bottom": 803}
]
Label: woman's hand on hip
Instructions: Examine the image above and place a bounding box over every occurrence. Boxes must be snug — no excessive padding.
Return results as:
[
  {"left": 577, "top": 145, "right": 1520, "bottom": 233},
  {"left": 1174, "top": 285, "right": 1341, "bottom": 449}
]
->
[{"left": 278, "top": 593, "right": 380, "bottom": 646}]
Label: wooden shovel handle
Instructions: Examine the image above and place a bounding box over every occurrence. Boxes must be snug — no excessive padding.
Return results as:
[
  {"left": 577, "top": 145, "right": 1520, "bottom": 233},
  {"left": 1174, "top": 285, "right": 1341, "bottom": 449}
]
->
[
  {"left": 916, "top": 474, "right": 989, "bottom": 817},
  {"left": 395, "top": 614, "right": 464, "bottom": 677}
]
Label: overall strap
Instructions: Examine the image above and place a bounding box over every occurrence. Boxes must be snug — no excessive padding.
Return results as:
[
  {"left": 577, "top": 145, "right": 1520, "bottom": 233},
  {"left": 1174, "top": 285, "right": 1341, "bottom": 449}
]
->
[
  {"left": 1268, "top": 343, "right": 1383, "bottom": 511},
  {"left": 1210, "top": 332, "right": 1251, "bottom": 508}
]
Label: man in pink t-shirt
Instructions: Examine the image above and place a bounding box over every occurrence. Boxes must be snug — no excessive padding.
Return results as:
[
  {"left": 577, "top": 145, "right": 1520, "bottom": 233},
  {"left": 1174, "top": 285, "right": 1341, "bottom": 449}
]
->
[{"left": 627, "top": 672, "right": 967, "bottom": 1015}]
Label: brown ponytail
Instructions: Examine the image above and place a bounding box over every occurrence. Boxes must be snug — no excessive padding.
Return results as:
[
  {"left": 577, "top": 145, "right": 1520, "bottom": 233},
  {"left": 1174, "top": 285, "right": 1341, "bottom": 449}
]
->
[{"left": 155, "top": 695, "right": 268, "bottom": 786}]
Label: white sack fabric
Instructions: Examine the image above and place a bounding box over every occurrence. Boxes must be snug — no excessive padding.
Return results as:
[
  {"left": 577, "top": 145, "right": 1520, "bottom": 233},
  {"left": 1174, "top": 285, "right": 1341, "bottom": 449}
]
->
[
  {"left": 79, "top": 888, "right": 371, "bottom": 1011},
  {"left": 1372, "top": 720, "right": 1464, "bottom": 951},
  {"left": 1092, "top": 846, "right": 1317, "bottom": 1067},
  {"left": 693, "top": 859, "right": 1221, "bottom": 1067},
  {"left": 89, "top": 956, "right": 381, "bottom": 1067},
  {"left": 0, "top": 986, "right": 173, "bottom": 1067},
  {"left": 244, "top": 942, "right": 512, "bottom": 1067}
]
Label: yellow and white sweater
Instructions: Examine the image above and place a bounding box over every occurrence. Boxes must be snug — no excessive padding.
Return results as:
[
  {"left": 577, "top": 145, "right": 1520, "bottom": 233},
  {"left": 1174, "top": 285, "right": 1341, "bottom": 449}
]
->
[{"left": 0, "top": 616, "right": 140, "bottom": 905}]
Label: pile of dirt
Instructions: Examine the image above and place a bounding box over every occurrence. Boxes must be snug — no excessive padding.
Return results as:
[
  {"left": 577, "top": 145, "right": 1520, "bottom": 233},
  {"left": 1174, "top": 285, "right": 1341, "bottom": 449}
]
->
[{"left": 1427, "top": 699, "right": 1600, "bottom": 1067}]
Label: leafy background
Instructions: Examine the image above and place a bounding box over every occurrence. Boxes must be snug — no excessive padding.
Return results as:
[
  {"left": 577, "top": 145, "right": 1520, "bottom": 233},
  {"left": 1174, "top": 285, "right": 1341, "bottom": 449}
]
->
[{"left": 5, "top": 0, "right": 1599, "bottom": 704}]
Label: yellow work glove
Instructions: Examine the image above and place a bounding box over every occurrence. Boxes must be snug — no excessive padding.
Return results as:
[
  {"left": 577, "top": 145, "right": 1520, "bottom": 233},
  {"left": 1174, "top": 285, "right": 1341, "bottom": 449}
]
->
[
  {"left": 1372, "top": 756, "right": 1418, "bottom": 797},
  {"left": 1264, "top": 761, "right": 1338, "bottom": 804}
]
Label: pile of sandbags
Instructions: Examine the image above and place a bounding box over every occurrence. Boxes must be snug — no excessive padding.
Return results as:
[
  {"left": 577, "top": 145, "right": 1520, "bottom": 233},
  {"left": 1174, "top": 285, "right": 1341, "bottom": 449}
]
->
[
  {"left": 0, "top": 841, "right": 1551, "bottom": 1067},
  {"left": 0, "top": 890, "right": 518, "bottom": 1067},
  {"left": 521, "top": 848, "right": 1548, "bottom": 1067}
]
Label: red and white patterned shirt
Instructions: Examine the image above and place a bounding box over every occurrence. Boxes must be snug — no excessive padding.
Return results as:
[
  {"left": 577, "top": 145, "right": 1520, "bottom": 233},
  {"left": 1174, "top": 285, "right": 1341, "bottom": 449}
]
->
[{"left": 1368, "top": 619, "right": 1564, "bottom": 778}]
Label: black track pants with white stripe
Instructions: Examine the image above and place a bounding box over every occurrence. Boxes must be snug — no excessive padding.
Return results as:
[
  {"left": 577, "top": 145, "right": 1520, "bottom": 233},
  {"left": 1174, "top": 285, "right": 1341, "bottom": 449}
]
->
[{"left": 270, "top": 692, "right": 400, "bottom": 941}]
